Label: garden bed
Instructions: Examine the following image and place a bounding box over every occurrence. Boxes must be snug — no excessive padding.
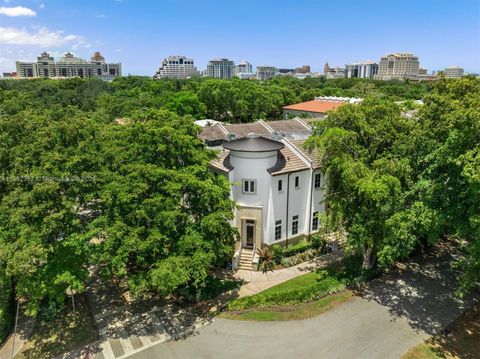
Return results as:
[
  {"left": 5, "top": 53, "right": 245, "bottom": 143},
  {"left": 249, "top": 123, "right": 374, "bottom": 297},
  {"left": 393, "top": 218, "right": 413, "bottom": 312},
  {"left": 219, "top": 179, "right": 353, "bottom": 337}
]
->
[
  {"left": 222, "top": 255, "right": 374, "bottom": 321},
  {"left": 270, "top": 236, "right": 340, "bottom": 270}
]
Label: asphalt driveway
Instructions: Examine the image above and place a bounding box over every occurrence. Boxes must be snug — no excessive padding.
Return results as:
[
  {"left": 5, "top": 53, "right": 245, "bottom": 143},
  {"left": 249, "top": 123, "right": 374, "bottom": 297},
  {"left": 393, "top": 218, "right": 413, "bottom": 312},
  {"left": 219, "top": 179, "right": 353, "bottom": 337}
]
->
[{"left": 128, "top": 242, "right": 479, "bottom": 359}]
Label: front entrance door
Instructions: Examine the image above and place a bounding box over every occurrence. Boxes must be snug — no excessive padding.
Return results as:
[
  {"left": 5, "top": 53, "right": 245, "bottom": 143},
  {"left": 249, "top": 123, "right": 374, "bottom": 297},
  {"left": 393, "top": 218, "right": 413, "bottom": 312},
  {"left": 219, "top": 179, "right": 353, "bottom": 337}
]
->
[{"left": 245, "top": 219, "right": 255, "bottom": 248}]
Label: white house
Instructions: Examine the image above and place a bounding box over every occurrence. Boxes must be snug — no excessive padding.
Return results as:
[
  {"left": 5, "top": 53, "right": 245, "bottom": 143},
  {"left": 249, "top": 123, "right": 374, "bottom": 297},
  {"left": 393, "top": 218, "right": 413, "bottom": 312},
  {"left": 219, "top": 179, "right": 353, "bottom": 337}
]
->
[{"left": 200, "top": 118, "right": 326, "bottom": 270}]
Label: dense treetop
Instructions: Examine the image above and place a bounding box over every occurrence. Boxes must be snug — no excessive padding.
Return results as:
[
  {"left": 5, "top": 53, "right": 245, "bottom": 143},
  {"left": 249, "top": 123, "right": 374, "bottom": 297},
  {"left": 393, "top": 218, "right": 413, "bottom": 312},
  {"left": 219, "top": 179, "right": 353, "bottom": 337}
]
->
[
  {"left": 0, "top": 76, "right": 433, "bottom": 122},
  {"left": 307, "top": 77, "right": 480, "bottom": 293},
  {"left": 0, "top": 75, "right": 477, "bottom": 319}
]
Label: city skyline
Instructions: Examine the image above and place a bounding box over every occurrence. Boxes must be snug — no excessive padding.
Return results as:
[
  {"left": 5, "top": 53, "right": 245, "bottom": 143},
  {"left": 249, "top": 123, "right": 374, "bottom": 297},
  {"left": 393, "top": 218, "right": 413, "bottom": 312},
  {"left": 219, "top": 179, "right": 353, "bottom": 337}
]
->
[{"left": 0, "top": 0, "right": 479, "bottom": 75}]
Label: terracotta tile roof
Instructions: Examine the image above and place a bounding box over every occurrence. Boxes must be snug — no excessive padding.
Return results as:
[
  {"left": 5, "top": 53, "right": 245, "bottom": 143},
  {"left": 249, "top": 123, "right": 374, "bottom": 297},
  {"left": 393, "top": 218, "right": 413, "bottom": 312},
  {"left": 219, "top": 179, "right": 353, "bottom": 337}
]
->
[
  {"left": 290, "top": 139, "right": 322, "bottom": 169},
  {"left": 283, "top": 100, "right": 343, "bottom": 114},
  {"left": 269, "top": 144, "right": 309, "bottom": 175}
]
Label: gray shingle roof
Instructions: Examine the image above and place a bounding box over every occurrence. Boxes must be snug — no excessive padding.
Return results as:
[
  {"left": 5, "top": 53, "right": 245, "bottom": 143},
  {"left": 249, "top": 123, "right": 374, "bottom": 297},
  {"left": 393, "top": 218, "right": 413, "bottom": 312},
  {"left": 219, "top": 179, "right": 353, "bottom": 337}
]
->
[{"left": 223, "top": 134, "right": 284, "bottom": 152}]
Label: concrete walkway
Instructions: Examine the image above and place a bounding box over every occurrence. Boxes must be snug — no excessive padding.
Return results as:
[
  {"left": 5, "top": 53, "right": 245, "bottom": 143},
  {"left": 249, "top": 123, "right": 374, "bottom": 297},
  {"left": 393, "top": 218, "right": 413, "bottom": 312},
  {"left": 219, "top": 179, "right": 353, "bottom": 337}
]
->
[
  {"left": 57, "top": 268, "right": 212, "bottom": 359},
  {"left": 127, "top": 241, "right": 479, "bottom": 359},
  {"left": 231, "top": 250, "right": 344, "bottom": 297},
  {"left": 0, "top": 304, "right": 35, "bottom": 359}
]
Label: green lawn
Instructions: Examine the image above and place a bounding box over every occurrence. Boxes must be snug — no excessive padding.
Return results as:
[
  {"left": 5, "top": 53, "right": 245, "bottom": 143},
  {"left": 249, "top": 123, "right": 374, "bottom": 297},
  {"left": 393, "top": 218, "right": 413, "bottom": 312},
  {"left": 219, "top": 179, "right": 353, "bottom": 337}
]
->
[
  {"left": 222, "top": 256, "right": 370, "bottom": 321},
  {"left": 228, "top": 255, "right": 371, "bottom": 312},
  {"left": 221, "top": 290, "right": 353, "bottom": 321},
  {"left": 402, "top": 343, "right": 445, "bottom": 359}
]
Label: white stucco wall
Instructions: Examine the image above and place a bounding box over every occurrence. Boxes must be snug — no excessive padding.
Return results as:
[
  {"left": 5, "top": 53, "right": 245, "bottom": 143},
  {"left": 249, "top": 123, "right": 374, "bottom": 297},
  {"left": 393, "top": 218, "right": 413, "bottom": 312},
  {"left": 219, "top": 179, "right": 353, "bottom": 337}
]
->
[
  {"left": 226, "top": 149, "right": 327, "bottom": 247},
  {"left": 229, "top": 150, "right": 278, "bottom": 244}
]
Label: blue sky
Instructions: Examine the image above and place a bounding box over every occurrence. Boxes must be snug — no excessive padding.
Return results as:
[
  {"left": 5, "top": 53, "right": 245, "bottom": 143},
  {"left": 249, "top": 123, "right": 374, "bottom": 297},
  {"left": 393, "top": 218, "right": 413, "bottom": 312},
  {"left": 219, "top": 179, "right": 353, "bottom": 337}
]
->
[{"left": 0, "top": 0, "right": 479, "bottom": 75}]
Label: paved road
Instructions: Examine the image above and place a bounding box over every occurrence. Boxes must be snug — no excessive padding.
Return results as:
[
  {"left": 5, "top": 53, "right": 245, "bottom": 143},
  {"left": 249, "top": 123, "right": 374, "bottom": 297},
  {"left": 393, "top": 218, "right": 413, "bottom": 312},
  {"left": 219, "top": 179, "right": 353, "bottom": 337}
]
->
[{"left": 128, "top": 242, "right": 478, "bottom": 359}]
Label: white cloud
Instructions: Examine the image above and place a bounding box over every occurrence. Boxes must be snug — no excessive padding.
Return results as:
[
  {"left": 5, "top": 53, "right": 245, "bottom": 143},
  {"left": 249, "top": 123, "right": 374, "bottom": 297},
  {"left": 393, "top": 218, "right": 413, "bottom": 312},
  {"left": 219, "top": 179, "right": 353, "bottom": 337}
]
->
[
  {"left": 71, "top": 39, "right": 91, "bottom": 50},
  {"left": 96, "top": 14, "right": 106, "bottom": 18},
  {"left": 0, "top": 6, "right": 36, "bottom": 17},
  {"left": 39, "top": 4, "right": 45, "bottom": 9},
  {"left": 0, "top": 27, "right": 82, "bottom": 47}
]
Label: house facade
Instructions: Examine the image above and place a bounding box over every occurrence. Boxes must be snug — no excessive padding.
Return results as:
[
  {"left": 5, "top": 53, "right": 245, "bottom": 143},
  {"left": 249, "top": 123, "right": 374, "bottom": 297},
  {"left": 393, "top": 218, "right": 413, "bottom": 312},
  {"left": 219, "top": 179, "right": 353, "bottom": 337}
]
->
[{"left": 200, "top": 118, "right": 326, "bottom": 269}]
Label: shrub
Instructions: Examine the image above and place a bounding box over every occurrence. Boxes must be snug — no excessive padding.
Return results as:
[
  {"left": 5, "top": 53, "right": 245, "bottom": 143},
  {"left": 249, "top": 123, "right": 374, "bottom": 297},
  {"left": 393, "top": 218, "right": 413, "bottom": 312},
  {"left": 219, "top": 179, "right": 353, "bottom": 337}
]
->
[
  {"left": 284, "top": 241, "right": 312, "bottom": 257},
  {"left": 280, "top": 249, "right": 319, "bottom": 268},
  {"left": 280, "top": 257, "right": 294, "bottom": 267},
  {"left": 39, "top": 300, "right": 64, "bottom": 323},
  {"left": 310, "top": 234, "right": 323, "bottom": 250},
  {"left": 228, "top": 275, "right": 346, "bottom": 310},
  {"left": 271, "top": 245, "right": 285, "bottom": 264}
]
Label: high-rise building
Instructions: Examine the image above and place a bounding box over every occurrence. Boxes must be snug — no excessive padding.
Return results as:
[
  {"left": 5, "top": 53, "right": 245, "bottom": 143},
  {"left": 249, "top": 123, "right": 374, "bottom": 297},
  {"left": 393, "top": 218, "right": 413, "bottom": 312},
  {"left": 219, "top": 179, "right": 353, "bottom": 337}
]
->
[
  {"left": 206, "top": 58, "right": 235, "bottom": 79},
  {"left": 444, "top": 66, "right": 464, "bottom": 78},
  {"left": 256, "top": 66, "right": 277, "bottom": 81},
  {"left": 234, "top": 60, "right": 253, "bottom": 77},
  {"left": 15, "top": 51, "right": 121, "bottom": 80},
  {"left": 154, "top": 55, "right": 197, "bottom": 79},
  {"left": 295, "top": 65, "right": 311, "bottom": 74},
  {"left": 324, "top": 62, "right": 346, "bottom": 79},
  {"left": 374, "top": 53, "right": 420, "bottom": 80},
  {"left": 278, "top": 68, "right": 295, "bottom": 74},
  {"left": 418, "top": 67, "right": 428, "bottom": 75},
  {"left": 345, "top": 61, "right": 378, "bottom": 79}
]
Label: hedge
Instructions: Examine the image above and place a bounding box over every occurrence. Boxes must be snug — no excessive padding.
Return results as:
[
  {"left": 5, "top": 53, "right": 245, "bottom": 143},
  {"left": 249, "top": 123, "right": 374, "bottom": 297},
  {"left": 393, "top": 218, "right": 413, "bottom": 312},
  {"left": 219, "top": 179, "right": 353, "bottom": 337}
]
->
[
  {"left": 283, "top": 241, "right": 312, "bottom": 257},
  {"left": 228, "top": 276, "right": 345, "bottom": 310}
]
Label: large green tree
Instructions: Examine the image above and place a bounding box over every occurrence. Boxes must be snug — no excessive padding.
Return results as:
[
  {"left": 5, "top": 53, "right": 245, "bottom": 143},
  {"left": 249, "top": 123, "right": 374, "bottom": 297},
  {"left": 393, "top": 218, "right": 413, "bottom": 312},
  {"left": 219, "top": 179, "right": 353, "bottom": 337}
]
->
[
  {"left": 414, "top": 77, "right": 480, "bottom": 293},
  {"left": 89, "top": 109, "right": 236, "bottom": 299},
  {"left": 0, "top": 107, "right": 100, "bottom": 315},
  {"left": 306, "top": 98, "right": 439, "bottom": 269},
  {"left": 307, "top": 77, "right": 480, "bottom": 292}
]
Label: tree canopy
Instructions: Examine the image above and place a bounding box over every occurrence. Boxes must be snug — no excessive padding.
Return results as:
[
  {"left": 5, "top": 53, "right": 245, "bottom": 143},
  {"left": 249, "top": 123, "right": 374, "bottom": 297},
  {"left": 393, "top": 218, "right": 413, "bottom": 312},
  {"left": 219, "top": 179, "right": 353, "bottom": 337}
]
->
[
  {"left": 307, "top": 77, "right": 480, "bottom": 294},
  {"left": 0, "top": 74, "right": 475, "bottom": 320}
]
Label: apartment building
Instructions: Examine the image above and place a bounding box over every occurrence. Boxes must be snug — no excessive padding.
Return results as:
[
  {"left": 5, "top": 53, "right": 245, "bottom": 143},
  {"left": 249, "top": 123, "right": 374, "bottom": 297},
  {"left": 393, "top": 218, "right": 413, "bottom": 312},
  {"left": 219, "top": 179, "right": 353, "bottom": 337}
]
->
[
  {"left": 374, "top": 53, "right": 419, "bottom": 80},
  {"left": 154, "top": 55, "right": 197, "bottom": 79},
  {"left": 15, "top": 51, "right": 121, "bottom": 80},
  {"left": 206, "top": 58, "right": 235, "bottom": 79},
  {"left": 444, "top": 66, "right": 464, "bottom": 78},
  {"left": 256, "top": 66, "right": 278, "bottom": 81},
  {"left": 345, "top": 61, "right": 378, "bottom": 79},
  {"left": 234, "top": 60, "right": 254, "bottom": 78}
]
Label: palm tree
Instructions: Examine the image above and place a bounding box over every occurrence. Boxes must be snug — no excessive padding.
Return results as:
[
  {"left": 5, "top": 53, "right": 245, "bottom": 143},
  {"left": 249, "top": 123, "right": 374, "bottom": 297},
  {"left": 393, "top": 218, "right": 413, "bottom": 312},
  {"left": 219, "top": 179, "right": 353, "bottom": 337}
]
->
[{"left": 256, "top": 247, "right": 275, "bottom": 273}]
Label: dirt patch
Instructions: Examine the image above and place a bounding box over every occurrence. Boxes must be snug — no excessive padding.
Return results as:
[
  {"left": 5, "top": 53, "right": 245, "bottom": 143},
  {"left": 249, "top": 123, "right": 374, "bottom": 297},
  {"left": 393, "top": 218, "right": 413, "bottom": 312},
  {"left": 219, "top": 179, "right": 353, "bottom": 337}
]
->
[
  {"left": 403, "top": 302, "right": 480, "bottom": 359},
  {"left": 431, "top": 302, "right": 480, "bottom": 358}
]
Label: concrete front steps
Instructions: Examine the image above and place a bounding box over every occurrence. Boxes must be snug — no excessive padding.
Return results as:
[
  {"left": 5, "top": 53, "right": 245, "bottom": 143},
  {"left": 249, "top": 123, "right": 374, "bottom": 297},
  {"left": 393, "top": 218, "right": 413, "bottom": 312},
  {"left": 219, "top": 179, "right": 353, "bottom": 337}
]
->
[{"left": 238, "top": 248, "right": 254, "bottom": 271}]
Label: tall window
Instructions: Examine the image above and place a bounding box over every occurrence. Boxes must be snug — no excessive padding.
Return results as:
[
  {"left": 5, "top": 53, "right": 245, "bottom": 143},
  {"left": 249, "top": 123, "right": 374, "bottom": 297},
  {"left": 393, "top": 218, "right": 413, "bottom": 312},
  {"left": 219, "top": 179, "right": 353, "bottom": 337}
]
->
[
  {"left": 314, "top": 173, "right": 321, "bottom": 188},
  {"left": 242, "top": 179, "right": 256, "bottom": 194},
  {"left": 312, "top": 211, "right": 319, "bottom": 231},
  {"left": 275, "top": 220, "right": 282, "bottom": 240},
  {"left": 295, "top": 176, "right": 300, "bottom": 188},
  {"left": 292, "top": 215, "right": 299, "bottom": 235},
  {"left": 278, "top": 179, "right": 283, "bottom": 192}
]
